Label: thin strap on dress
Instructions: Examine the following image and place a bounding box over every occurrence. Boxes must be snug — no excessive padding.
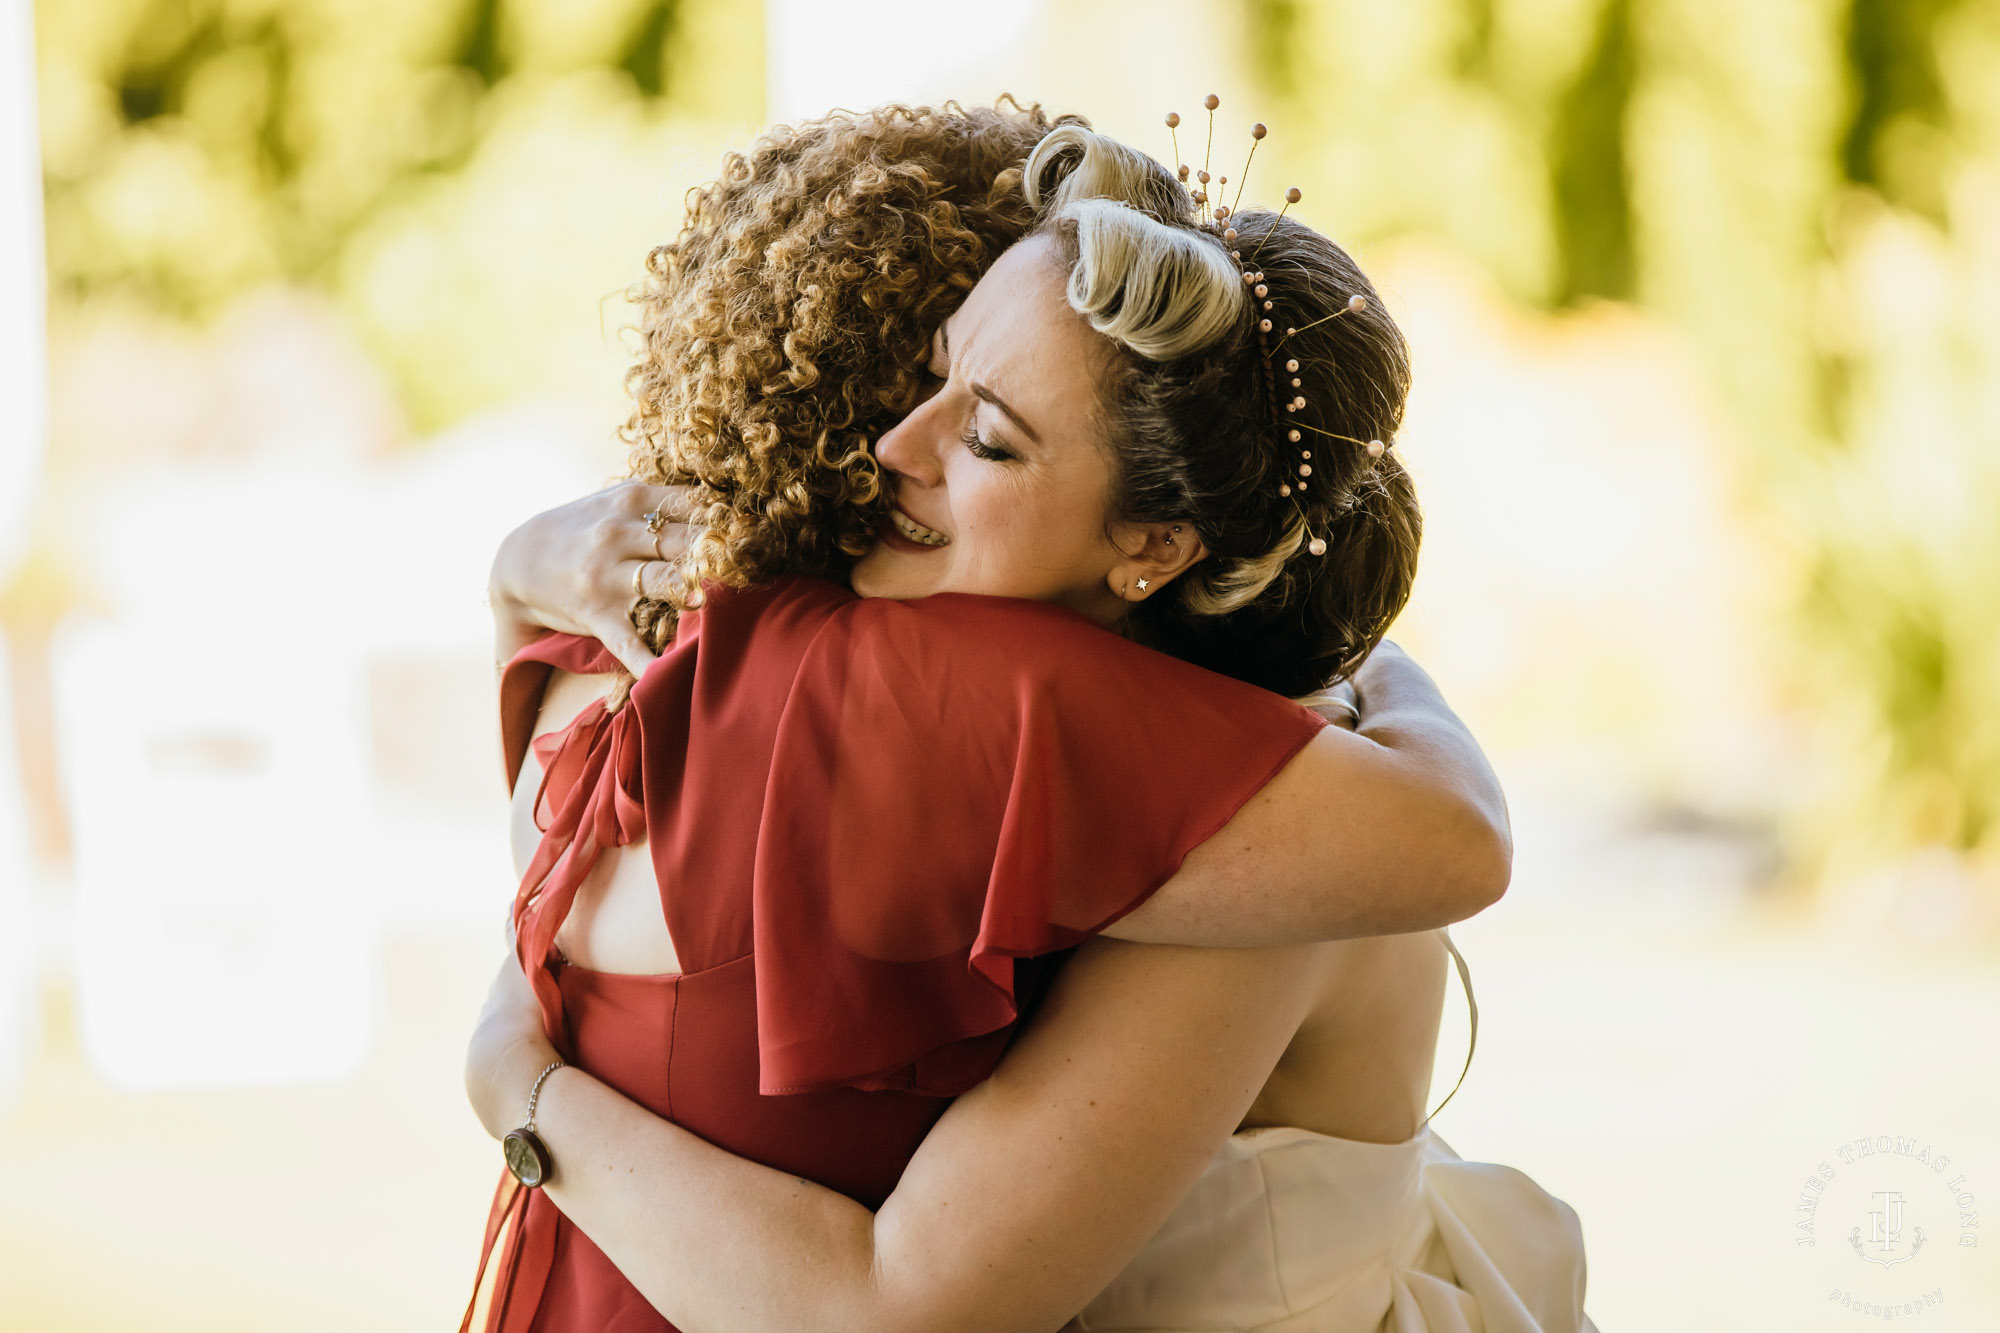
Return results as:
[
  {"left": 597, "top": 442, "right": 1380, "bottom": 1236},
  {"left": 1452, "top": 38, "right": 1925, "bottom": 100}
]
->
[{"left": 1420, "top": 928, "right": 1479, "bottom": 1126}]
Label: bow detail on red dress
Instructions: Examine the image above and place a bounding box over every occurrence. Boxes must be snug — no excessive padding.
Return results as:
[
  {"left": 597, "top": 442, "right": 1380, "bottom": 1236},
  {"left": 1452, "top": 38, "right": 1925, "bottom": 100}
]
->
[
  {"left": 465, "top": 686, "right": 650, "bottom": 1333},
  {"left": 512, "top": 695, "right": 649, "bottom": 1040}
]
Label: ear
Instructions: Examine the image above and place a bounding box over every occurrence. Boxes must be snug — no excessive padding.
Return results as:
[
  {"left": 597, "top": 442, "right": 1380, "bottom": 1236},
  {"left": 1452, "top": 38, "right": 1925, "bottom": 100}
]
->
[{"left": 1105, "top": 521, "right": 1208, "bottom": 603}]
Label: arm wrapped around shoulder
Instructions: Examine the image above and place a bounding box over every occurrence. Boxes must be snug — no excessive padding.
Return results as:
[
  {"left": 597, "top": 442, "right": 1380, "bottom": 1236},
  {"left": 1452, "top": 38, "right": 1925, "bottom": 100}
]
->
[
  {"left": 1107, "top": 637, "right": 1511, "bottom": 947},
  {"left": 1346, "top": 640, "right": 1513, "bottom": 909}
]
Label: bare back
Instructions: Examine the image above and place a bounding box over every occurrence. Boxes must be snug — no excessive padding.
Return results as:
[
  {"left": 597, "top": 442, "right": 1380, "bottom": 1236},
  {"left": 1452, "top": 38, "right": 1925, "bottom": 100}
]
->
[
  {"left": 512, "top": 670, "right": 681, "bottom": 976},
  {"left": 1239, "top": 931, "right": 1450, "bottom": 1142}
]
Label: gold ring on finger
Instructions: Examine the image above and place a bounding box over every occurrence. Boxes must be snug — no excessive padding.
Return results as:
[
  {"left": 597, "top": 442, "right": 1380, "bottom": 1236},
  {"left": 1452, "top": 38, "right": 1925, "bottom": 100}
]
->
[
  {"left": 641, "top": 509, "right": 667, "bottom": 535},
  {"left": 632, "top": 559, "right": 659, "bottom": 600}
]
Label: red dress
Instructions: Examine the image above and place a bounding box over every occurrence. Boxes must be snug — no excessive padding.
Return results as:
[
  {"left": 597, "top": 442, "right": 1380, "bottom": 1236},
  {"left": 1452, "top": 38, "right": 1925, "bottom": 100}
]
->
[{"left": 470, "top": 576, "right": 1325, "bottom": 1332}]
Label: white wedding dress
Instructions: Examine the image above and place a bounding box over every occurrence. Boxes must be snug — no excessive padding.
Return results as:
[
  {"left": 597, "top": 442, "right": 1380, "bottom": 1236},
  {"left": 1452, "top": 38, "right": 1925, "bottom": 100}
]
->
[{"left": 1063, "top": 938, "right": 1598, "bottom": 1333}]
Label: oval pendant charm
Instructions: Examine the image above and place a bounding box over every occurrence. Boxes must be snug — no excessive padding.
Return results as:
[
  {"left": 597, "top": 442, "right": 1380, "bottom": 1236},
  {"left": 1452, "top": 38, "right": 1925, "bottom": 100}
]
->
[{"left": 503, "top": 1127, "right": 552, "bottom": 1188}]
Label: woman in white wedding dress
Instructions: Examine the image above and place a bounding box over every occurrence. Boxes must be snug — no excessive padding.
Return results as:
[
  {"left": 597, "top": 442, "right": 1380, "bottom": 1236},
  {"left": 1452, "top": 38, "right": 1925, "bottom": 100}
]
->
[
  {"left": 1066, "top": 931, "right": 1596, "bottom": 1332},
  {"left": 464, "top": 111, "right": 1597, "bottom": 1333}
]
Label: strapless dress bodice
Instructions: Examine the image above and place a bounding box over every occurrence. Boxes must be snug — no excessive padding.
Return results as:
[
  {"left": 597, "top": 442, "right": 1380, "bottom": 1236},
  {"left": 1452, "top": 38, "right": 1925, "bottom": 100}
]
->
[{"left": 1064, "top": 1127, "right": 1596, "bottom": 1333}]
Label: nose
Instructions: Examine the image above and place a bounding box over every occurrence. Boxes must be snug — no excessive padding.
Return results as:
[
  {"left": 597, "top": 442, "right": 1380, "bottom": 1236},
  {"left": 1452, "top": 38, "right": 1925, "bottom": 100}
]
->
[{"left": 874, "top": 390, "right": 949, "bottom": 490}]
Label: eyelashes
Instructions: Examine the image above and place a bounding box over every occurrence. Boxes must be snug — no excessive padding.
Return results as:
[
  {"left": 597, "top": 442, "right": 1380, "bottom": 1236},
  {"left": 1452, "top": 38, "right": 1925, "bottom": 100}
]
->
[{"left": 960, "top": 421, "right": 1016, "bottom": 462}]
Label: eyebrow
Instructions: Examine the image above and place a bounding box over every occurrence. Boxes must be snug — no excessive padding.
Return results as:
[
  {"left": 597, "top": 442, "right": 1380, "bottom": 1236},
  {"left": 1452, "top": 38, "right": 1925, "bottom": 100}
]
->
[
  {"left": 943, "top": 320, "right": 1043, "bottom": 445},
  {"left": 972, "top": 384, "right": 1043, "bottom": 445}
]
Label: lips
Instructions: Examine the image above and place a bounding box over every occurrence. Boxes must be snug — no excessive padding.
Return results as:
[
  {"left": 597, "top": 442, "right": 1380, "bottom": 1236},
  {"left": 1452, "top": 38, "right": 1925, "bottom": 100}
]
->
[{"left": 888, "top": 507, "right": 950, "bottom": 548}]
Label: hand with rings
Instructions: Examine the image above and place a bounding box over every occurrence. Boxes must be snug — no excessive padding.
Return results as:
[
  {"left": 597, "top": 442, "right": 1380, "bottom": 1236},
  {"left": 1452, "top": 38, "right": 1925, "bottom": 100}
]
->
[
  {"left": 489, "top": 481, "right": 695, "bottom": 678},
  {"left": 641, "top": 507, "right": 676, "bottom": 561},
  {"left": 632, "top": 557, "right": 669, "bottom": 602}
]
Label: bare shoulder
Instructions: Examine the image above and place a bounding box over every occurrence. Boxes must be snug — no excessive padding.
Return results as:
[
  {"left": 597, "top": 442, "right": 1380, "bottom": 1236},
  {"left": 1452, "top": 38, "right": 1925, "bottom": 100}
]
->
[{"left": 1241, "top": 931, "right": 1450, "bottom": 1142}]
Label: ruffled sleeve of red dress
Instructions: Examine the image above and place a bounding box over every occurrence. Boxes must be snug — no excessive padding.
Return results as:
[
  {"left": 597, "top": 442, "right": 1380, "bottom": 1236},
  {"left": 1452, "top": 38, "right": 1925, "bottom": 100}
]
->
[{"left": 753, "top": 592, "right": 1326, "bottom": 1098}]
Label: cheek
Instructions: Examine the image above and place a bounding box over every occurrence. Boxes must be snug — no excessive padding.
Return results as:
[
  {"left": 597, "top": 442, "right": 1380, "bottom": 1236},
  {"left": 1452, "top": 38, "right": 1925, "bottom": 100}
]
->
[
  {"left": 953, "top": 467, "right": 1106, "bottom": 580},
  {"left": 948, "top": 469, "right": 1031, "bottom": 558}
]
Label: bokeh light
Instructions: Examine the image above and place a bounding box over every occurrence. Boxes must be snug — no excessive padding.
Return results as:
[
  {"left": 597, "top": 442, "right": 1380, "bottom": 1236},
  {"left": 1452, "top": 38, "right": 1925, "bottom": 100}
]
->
[{"left": 7, "top": 1, "right": 1999, "bottom": 1328}]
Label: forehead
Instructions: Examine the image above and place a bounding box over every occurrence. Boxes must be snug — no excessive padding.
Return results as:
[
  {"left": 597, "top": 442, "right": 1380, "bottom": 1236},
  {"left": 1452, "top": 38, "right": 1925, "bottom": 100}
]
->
[{"left": 951, "top": 236, "right": 1110, "bottom": 409}]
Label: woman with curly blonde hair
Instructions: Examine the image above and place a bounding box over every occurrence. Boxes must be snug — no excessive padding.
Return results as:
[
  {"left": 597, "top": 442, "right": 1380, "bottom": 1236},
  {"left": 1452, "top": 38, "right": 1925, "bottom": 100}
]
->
[
  {"left": 599, "top": 98, "right": 1069, "bottom": 663},
  {"left": 467, "top": 103, "right": 1594, "bottom": 1333}
]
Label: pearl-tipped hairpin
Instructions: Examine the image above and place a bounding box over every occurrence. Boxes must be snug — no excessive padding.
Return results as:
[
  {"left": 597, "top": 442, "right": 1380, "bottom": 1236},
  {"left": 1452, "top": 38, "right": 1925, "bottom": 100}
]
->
[
  {"left": 1232, "top": 123, "right": 1266, "bottom": 214},
  {"left": 1273, "top": 293, "right": 1366, "bottom": 348},
  {"left": 1174, "top": 100, "right": 1395, "bottom": 560},
  {"left": 1293, "top": 424, "right": 1390, "bottom": 459},
  {"left": 1247, "top": 186, "right": 1304, "bottom": 261},
  {"left": 1202, "top": 93, "right": 1219, "bottom": 183}
]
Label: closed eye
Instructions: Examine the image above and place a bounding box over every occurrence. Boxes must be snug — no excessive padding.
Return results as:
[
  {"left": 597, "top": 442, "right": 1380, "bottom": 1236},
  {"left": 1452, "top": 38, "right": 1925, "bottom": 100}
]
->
[{"left": 960, "top": 421, "right": 1016, "bottom": 463}]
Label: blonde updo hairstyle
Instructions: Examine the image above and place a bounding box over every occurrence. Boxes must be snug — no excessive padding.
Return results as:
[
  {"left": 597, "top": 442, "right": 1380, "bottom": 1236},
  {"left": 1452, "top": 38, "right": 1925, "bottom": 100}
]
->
[{"left": 1024, "top": 125, "right": 1420, "bottom": 694}]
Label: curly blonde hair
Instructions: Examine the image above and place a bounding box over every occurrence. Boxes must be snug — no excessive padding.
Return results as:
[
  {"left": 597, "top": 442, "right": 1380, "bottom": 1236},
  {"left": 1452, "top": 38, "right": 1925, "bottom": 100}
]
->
[{"left": 623, "top": 98, "right": 1076, "bottom": 650}]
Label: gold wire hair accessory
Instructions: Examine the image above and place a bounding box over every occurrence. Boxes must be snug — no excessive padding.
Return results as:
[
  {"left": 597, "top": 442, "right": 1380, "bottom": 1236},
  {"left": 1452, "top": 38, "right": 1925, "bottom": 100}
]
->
[{"left": 1165, "top": 96, "right": 1391, "bottom": 558}]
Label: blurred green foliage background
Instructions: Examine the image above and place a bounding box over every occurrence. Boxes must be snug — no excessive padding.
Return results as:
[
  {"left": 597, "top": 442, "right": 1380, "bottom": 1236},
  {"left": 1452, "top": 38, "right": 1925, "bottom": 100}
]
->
[
  {"left": 1240, "top": 0, "right": 2000, "bottom": 885},
  {"left": 28, "top": 0, "right": 2000, "bottom": 886},
  {"left": 37, "top": 0, "right": 761, "bottom": 424},
  {"left": 14, "top": 6, "right": 2000, "bottom": 1328}
]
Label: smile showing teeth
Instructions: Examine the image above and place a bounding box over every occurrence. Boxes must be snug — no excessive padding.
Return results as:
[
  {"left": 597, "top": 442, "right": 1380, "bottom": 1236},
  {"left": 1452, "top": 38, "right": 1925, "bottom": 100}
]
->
[{"left": 890, "top": 509, "right": 950, "bottom": 547}]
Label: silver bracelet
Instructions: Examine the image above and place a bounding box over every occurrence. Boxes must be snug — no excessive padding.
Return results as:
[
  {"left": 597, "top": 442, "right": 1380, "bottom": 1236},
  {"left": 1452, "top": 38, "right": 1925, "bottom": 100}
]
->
[
  {"left": 525, "top": 1059, "right": 564, "bottom": 1129},
  {"left": 502, "top": 1059, "right": 566, "bottom": 1188}
]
